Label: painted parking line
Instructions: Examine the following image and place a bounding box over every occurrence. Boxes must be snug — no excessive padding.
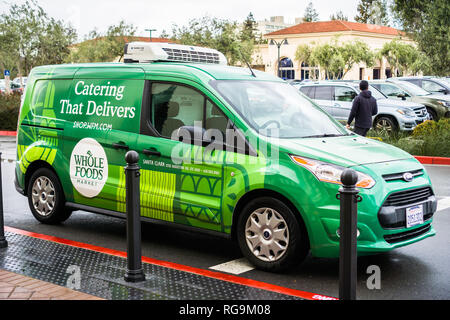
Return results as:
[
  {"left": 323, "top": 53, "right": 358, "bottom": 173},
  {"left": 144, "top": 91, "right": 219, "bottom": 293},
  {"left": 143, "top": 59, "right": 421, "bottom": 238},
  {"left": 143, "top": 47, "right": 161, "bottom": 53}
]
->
[
  {"left": 209, "top": 258, "right": 255, "bottom": 275},
  {"left": 437, "top": 197, "right": 450, "bottom": 212}
]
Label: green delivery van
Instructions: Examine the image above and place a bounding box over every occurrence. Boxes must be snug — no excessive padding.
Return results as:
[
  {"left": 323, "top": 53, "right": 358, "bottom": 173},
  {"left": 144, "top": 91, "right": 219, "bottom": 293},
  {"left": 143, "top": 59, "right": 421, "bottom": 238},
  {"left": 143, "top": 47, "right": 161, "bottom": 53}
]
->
[{"left": 14, "top": 42, "right": 437, "bottom": 271}]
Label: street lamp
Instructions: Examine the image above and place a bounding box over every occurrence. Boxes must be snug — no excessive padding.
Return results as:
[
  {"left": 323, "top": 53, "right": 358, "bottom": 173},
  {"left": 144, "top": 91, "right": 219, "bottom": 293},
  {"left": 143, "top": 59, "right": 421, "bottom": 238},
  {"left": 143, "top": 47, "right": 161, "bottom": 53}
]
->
[
  {"left": 145, "top": 28, "right": 157, "bottom": 42},
  {"left": 269, "top": 38, "right": 288, "bottom": 78}
]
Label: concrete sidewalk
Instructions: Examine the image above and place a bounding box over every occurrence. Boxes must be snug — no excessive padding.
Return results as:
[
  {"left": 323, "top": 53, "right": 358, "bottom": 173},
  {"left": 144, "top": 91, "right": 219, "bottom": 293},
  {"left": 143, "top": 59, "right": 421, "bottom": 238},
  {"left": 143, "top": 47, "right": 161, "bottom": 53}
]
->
[{"left": 0, "top": 269, "right": 102, "bottom": 300}]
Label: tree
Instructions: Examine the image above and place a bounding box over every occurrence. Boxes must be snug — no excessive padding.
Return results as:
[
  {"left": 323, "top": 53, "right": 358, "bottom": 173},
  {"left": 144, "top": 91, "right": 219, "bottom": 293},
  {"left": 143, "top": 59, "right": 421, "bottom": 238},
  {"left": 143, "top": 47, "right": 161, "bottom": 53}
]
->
[
  {"left": 310, "top": 38, "right": 375, "bottom": 79},
  {"left": 67, "top": 21, "right": 137, "bottom": 63},
  {"left": 355, "top": 0, "right": 390, "bottom": 26},
  {"left": 171, "top": 16, "right": 254, "bottom": 65},
  {"left": 241, "top": 12, "right": 258, "bottom": 42},
  {"left": 0, "top": 0, "right": 76, "bottom": 77},
  {"left": 294, "top": 44, "right": 318, "bottom": 80},
  {"left": 379, "top": 40, "right": 428, "bottom": 76},
  {"left": 330, "top": 11, "right": 349, "bottom": 21},
  {"left": 391, "top": 0, "right": 450, "bottom": 76},
  {"left": 303, "top": 2, "right": 320, "bottom": 22}
]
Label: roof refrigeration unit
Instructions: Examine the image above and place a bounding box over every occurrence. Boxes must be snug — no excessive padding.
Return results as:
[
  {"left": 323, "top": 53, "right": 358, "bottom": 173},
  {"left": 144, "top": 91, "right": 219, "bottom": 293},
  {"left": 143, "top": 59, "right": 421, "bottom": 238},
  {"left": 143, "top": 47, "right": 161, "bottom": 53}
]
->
[{"left": 123, "top": 42, "right": 228, "bottom": 65}]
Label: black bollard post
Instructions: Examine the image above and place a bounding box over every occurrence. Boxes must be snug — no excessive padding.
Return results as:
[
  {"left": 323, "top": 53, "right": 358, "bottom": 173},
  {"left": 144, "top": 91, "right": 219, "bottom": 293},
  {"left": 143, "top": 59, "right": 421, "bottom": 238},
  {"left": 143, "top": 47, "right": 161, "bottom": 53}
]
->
[
  {"left": 0, "top": 152, "right": 8, "bottom": 248},
  {"left": 338, "top": 168, "right": 359, "bottom": 300},
  {"left": 124, "top": 150, "right": 145, "bottom": 282}
]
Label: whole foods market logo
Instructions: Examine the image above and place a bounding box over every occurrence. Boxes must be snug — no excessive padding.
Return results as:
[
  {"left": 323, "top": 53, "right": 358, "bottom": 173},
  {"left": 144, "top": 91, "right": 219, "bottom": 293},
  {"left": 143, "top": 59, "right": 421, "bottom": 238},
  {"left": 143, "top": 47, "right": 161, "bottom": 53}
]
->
[{"left": 70, "top": 138, "right": 108, "bottom": 198}]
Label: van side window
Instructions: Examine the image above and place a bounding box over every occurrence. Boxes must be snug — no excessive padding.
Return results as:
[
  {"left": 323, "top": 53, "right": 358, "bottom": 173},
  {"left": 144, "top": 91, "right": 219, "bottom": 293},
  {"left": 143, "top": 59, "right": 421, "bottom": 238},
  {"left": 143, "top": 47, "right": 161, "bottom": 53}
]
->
[
  {"left": 314, "top": 86, "right": 333, "bottom": 100},
  {"left": 31, "top": 80, "right": 55, "bottom": 118},
  {"left": 335, "top": 86, "right": 357, "bottom": 102},
  {"left": 151, "top": 83, "right": 204, "bottom": 138},
  {"left": 205, "top": 100, "right": 229, "bottom": 136}
]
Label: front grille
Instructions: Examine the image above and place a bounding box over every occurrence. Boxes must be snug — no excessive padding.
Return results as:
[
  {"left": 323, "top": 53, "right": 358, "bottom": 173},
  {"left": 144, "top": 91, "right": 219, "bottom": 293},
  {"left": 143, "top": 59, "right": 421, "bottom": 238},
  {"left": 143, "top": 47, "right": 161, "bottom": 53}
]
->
[
  {"left": 382, "top": 169, "right": 423, "bottom": 182},
  {"left": 162, "top": 47, "right": 220, "bottom": 64},
  {"left": 384, "top": 187, "right": 433, "bottom": 207},
  {"left": 413, "top": 107, "right": 428, "bottom": 117},
  {"left": 384, "top": 224, "right": 431, "bottom": 244}
]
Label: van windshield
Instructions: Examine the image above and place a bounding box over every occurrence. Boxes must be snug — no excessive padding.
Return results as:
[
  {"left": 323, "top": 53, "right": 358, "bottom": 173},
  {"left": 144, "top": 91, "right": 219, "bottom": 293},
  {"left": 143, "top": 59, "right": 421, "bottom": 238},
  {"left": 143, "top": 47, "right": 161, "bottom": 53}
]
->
[{"left": 212, "top": 80, "right": 348, "bottom": 138}]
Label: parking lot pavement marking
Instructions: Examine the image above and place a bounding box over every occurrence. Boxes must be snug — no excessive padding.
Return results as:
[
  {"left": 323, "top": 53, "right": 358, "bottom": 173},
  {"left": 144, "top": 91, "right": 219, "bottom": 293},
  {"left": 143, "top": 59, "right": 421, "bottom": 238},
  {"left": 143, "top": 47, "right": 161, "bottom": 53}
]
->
[
  {"left": 437, "top": 197, "right": 450, "bottom": 212},
  {"left": 209, "top": 258, "right": 255, "bottom": 275}
]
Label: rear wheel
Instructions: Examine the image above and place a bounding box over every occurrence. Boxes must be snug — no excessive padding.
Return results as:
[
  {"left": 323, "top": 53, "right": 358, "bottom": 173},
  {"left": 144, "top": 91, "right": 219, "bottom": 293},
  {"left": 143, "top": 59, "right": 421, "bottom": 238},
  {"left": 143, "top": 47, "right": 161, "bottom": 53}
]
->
[
  {"left": 27, "top": 168, "right": 72, "bottom": 224},
  {"left": 236, "top": 197, "right": 309, "bottom": 272}
]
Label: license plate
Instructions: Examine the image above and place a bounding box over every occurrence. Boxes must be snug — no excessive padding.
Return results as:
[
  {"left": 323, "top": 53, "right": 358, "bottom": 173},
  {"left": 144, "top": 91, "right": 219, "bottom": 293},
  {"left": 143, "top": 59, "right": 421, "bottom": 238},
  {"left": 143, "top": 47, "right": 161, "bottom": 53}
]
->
[{"left": 406, "top": 205, "right": 424, "bottom": 228}]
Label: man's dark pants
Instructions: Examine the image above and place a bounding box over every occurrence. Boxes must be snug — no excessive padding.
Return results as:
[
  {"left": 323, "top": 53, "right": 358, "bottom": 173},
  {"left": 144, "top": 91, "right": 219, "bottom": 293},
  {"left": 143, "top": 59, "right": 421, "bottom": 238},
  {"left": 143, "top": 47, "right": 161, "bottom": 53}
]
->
[{"left": 354, "top": 126, "right": 370, "bottom": 137}]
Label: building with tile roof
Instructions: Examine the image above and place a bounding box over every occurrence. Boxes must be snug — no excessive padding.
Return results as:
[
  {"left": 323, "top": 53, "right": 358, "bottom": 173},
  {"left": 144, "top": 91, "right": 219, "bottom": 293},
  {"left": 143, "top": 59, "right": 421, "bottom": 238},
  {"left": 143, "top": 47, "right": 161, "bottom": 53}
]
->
[{"left": 252, "top": 20, "right": 414, "bottom": 81}]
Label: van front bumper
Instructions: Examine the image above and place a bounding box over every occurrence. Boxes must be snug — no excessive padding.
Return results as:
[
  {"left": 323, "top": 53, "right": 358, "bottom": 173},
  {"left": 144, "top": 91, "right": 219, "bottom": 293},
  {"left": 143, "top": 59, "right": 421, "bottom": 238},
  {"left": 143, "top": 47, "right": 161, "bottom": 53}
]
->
[{"left": 300, "top": 158, "right": 437, "bottom": 258}]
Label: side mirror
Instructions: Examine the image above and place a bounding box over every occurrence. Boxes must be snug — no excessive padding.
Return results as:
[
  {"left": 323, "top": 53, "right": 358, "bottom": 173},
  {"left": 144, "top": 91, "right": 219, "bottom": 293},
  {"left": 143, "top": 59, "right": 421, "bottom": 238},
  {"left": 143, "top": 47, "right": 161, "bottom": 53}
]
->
[{"left": 397, "top": 93, "right": 406, "bottom": 100}]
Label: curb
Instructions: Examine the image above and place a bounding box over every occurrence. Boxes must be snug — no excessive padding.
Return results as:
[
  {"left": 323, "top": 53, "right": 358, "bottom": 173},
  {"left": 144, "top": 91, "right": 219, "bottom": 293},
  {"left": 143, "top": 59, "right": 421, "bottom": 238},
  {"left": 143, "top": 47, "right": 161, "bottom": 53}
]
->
[
  {"left": 414, "top": 156, "right": 450, "bottom": 165},
  {"left": 0, "top": 131, "right": 16, "bottom": 136}
]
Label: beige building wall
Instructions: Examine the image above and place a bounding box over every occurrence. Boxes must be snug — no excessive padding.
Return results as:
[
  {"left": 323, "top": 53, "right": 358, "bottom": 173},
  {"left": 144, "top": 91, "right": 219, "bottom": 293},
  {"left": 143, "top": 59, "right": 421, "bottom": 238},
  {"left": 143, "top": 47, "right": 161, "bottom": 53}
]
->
[{"left": 254, "top": 31, "right": 415, "bottom": 81}]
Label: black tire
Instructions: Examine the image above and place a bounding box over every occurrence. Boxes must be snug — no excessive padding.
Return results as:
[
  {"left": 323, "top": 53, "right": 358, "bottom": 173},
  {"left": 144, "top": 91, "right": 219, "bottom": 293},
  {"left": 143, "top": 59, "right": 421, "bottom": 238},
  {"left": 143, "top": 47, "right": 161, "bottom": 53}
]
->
[
  {"left": 236, "top": 197, "right": 309, "bottom": 272},
  {"left": 27, "top": 167, "right": 72, "bottom": 224},
  {"left": 426, "top": 107, "right": 438, "bottom": 121},
  {"left": 374, "top": 116, "right": 398, "bottom": 133}
]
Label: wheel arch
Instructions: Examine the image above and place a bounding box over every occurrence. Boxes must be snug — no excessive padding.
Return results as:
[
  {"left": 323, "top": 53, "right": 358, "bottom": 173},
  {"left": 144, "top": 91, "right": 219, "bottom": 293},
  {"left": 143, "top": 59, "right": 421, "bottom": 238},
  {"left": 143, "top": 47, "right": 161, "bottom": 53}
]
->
[
  {"left": 24, "top": 160, "right": 59, "bottom": 196},
  {"left": 373, "top": 113, "right": 399, "bottom": 128},
  {"left": 230, "top": 188, "right": 310, "bottom": 247}
]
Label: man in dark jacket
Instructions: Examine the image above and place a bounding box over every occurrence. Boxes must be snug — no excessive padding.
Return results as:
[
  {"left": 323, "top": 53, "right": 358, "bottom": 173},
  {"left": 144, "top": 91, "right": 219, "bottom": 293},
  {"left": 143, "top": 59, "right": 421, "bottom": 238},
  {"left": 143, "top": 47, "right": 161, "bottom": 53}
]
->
[{"left": 346, "top": 80, "right": 378, "bottom": 136}]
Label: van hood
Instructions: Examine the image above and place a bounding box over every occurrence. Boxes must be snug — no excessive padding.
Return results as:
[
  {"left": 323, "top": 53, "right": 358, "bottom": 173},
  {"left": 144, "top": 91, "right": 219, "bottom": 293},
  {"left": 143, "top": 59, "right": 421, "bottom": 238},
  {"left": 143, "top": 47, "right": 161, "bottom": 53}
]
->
[
  {"left": 377, "top": 98, "right": 424, "bottom": 109},
  {"left": 275, "top": 134, "right": 412, "bottom": 167}
]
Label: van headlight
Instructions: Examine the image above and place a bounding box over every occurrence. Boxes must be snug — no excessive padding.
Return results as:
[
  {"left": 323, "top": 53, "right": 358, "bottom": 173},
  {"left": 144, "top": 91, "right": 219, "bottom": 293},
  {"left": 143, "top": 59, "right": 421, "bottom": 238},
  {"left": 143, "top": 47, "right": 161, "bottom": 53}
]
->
[{"left": 290, "top": 155, "right": 376, "bottom": 189}]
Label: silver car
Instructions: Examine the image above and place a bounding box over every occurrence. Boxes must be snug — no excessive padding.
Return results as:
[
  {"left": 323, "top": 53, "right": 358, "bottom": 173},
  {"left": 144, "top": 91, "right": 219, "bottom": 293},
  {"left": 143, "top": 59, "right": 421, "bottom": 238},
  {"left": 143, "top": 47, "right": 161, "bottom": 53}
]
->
[{"left": 298, "top": 81, "right": 429, "bottom": 132}]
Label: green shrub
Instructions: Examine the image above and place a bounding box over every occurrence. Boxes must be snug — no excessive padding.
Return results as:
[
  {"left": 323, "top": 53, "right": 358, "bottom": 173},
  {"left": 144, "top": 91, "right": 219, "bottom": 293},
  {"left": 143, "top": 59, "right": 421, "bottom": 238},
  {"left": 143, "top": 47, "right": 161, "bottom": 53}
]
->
[
  {"left": 367, "top": 118, "right": 450, "bottom": 157},
  {"left": 0, "top": 92, "right": 22, "bottom": 131}
]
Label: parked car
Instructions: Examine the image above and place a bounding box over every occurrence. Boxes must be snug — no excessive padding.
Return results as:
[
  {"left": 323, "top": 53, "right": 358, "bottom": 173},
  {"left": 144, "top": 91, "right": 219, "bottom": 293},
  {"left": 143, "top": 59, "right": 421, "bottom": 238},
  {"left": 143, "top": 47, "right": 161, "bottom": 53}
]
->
[
  {"left": 12, "top": 76, "right": 28, "bottom": 88},
  {"left": 370, "top": 79, "right": 450, "bottom": 120},
  {"left": 0, "top": 79, "right": 23, "bottom": 94},
  {"left": 396, "top": 76, "right": 450, "bottom": 95},
  {"left": 297, "top": 81, "right": 429, "bottom": 132}
]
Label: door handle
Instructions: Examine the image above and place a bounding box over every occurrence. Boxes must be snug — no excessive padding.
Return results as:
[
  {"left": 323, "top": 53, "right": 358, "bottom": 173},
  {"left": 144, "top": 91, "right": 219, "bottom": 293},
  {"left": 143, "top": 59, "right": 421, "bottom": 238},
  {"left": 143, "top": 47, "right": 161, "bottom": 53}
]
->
[
  {"left": 112, "top": 142, "right": 129, "bottom": 150},
  {"left": 333, "top": 103, "right": 341, "bottom": 107},
  {"left": 143, "top": 148, "right": 161, "bottom": 157}
]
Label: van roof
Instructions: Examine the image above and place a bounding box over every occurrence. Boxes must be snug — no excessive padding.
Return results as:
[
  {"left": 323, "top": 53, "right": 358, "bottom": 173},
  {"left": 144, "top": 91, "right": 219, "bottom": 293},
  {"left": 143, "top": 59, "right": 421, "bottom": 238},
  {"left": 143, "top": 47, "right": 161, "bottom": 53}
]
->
[{"left": 30, "top": 62, "right": 281, "bottom": 82}]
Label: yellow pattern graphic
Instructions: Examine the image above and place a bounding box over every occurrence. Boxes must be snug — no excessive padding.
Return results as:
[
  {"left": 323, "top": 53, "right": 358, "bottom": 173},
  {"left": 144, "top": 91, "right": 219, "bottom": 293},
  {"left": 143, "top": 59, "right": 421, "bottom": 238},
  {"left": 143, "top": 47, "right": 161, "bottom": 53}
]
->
[{"left": 116, "top": 168, "right": 176, "bottom": 222}]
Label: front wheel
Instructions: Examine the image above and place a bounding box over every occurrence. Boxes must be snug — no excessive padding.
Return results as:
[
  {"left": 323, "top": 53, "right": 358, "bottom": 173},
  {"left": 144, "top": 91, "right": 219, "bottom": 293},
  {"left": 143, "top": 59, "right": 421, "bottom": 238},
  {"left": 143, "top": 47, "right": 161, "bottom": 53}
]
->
[
  {"left": 27, "top": 168, "right": 72, "bottom": 224},
  {"left": 236, "top": 197, "right": 309, "bottom": 272},
  {"left": 374, "top": 116, "right": 398, "bottom": 133}
]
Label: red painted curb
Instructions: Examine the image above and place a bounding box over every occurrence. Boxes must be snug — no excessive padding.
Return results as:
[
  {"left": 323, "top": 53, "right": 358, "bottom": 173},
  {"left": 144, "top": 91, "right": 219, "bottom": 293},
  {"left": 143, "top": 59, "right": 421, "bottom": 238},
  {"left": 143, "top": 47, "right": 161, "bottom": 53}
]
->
[
  {"left": 4, "top": 226, "right": 337, "bottom": 301},
  {"left": 414, "top": 156, "right": 450, "bottom": 165},
  {"left": 0, "top": 131, "right": 16, "bottom": 136}
]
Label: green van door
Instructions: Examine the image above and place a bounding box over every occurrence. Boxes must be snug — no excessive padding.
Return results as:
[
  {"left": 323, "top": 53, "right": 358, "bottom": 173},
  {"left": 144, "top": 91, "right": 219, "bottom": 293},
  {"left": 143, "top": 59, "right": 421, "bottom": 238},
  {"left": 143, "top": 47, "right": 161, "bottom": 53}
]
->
[{"left": 136, "top": 81, "right": 233, "bottom": 232}]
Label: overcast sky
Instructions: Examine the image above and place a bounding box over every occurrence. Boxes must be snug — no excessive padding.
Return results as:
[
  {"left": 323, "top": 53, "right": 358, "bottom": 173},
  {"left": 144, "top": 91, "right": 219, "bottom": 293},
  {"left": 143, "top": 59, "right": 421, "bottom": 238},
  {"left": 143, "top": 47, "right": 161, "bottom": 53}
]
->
[{"left": 1, "top": 0, "right": 362, "bottom": 39}]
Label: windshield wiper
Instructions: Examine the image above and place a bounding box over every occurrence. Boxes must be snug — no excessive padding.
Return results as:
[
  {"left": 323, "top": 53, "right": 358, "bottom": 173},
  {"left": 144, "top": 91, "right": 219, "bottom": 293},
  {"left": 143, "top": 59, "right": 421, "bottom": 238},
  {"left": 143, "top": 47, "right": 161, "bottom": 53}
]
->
[{"left": 302, "top": 133, "right": 347, "bottom": 138}]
